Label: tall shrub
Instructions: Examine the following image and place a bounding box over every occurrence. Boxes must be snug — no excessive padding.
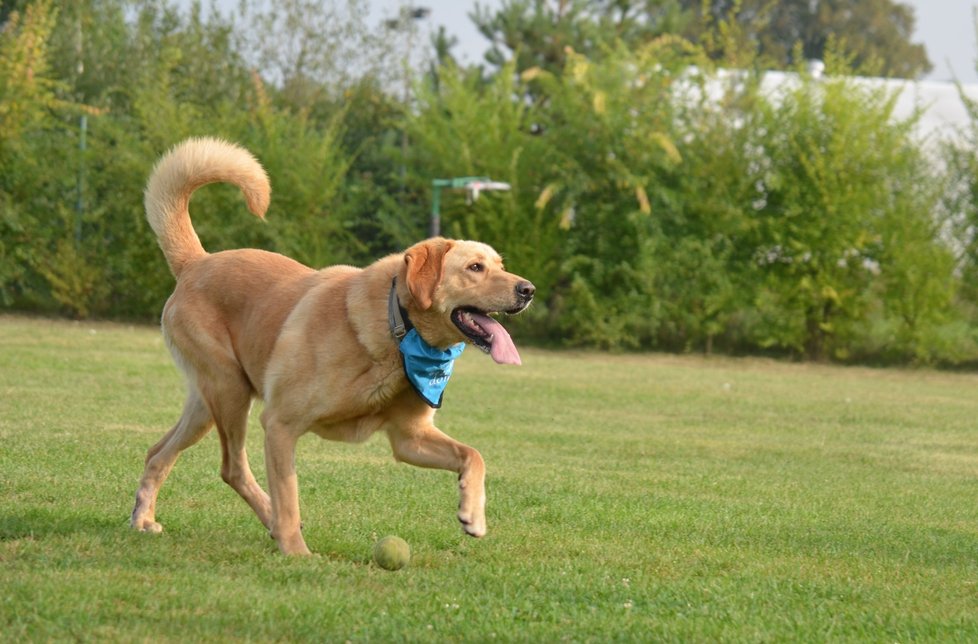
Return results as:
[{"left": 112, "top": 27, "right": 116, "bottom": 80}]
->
[
  {"left": 532, "top": 39, "right": 700, "bottom": 349},
  {"left": 746, "top": 60, "right": 955, "bottom": 360},
  {"left": 0, "top": 1, "right": 90, "bottom": 313},
  {"left": 0, "top": 1, "right": 355, "bottom": 318}
]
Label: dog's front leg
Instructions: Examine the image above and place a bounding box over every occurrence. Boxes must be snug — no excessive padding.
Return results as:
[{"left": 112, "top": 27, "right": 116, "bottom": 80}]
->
[
  {"left": 387, "top": 424, "right": 487, "bottom": 537},
  {"left": 262, "top": 415, "right": 312, "bottom": 556}
]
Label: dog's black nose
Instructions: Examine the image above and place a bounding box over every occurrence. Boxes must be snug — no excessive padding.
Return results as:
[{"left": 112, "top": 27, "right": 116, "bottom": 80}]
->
[{"left": 516, "top": 281, "right": 536, "bottom": 300}]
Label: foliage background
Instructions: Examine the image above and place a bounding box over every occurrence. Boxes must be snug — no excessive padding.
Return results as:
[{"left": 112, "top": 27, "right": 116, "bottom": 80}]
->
[{"left": 2, "top": 0, "right": 977, "bottom": 363}]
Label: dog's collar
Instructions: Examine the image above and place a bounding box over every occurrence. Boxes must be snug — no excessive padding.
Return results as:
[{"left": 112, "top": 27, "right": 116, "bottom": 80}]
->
[
  {"left": 388, "top": 277, "right": 465, "bottom": 408},
  {"left": 388, "top": 277, "right": 413, "bottom": 340}
]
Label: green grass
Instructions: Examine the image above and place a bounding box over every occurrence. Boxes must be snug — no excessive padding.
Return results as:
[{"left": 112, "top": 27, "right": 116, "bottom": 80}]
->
[{"left": 2, "top": 314, "right": 978, "bottom": 641}]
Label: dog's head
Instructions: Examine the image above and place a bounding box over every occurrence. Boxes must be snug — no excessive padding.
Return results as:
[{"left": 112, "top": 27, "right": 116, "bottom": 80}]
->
[{"left": 400, "top": 237, "right": 534, "bottom": 365}]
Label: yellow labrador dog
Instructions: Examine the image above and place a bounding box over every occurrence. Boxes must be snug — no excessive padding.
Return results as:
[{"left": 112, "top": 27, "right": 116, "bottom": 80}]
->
[{"left": 130, "top": 138, "right": 534, "bottom": 555}]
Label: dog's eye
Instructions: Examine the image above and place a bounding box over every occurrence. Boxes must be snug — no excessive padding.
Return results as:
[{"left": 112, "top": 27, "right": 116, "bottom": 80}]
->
[{"left": 468, "top": 263, "right": 484, "bottom": 273}]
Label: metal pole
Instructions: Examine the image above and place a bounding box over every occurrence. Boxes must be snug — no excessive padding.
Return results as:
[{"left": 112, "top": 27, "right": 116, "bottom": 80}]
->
[
  {"left": 74, "top": 12, "right": 85, "bottom": 245},
  {"left": 75, "top": 113, "right": 87, "bottom": 244},
  {"left": 430, "top": 182, "right": 442, "bottom": 237},
  {"left": 429, "top": 177, "right": 509, "bottom": 238}
]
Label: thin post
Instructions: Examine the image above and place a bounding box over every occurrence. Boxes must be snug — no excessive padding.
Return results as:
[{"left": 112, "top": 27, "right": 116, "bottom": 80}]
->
[
  {"left": 429, "top": 176, "right": 509, "bottom": 239},
  {"left": 430, "top": 182, "right": 442, "bottom": 237},
  {"left": 74, "top": 11, "right": 85, "bottom": 245},
  {"left": 75, "top": 113, "right": 87, "bottom": 244}
]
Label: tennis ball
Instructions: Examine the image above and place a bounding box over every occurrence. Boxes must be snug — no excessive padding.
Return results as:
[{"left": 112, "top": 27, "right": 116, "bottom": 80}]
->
[{"left": 373, "top": 535, "right": 411, "bottom": 571}]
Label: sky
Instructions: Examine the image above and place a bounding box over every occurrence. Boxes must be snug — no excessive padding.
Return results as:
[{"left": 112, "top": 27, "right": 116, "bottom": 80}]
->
[
  {"left": 183, "top": 0, "right": 978, "bottom": 84},
  {"left": 902, "top": 0, "right": 978, "bottom": 83}
]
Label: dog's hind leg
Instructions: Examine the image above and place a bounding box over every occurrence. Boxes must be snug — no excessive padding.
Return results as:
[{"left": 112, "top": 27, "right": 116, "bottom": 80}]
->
[
  {"left": 212, "top": 378, "right": 272, "bottom": 530},
  {"left": 131, "top": 388, "right": 213, "bottom": 533}
]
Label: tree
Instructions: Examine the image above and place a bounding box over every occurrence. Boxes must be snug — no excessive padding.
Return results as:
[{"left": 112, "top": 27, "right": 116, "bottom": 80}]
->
[
  {"left": 1, "top": 0, "right": 29, "bottom": 26},
  {"left": 473, "top": 0, "right": 931, "bottom": 80},
  {"left": 516, "top": 40, "right": 699, "bottom": 348},
  {"left": 679, "top": 0, "right": 932, "bottom": 79},
  {"left": 0, "top": 0, "right": 86, "bottom": 311},
  {"left": 232, "top": 0, "right": 399, "bottom": 112},
  {"left": 941, "top": 82, "right": 978, "bottom": 355},
  {"left": 0, "top": 0, "right": 362, "bottom": 317},
  {"left": 471, "top": 0, "right": 688, "bottom": 75},
  {"left": 0, "top": 0, "right": 61, "bottom": 145},
  {"left": 744, "top": 57, "right": 949, "bottom": 360}
]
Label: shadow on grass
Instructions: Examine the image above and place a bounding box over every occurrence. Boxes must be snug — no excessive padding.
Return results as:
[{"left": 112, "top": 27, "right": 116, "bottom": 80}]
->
[{"left": 0, "top": 506, "right": 123, "bottom": 541}]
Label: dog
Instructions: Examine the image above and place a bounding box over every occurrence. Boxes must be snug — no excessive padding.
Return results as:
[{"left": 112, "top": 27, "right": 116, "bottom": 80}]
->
[{"left": 129, "top": 138, "right": 534, "bottom": 555}]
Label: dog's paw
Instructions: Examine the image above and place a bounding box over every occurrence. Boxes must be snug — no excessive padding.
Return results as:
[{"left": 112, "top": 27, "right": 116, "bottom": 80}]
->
[
  {"left": 457, "top": 510, "right": 486, "bottom": 538},
  {"left": 131, "top": 518, "right": 163, "bottom": 534}
]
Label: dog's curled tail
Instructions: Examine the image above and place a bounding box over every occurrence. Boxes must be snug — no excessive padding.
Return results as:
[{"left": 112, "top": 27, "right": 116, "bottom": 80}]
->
[{"left": 144, "top": 137, "right": 271, "bottom": 277}]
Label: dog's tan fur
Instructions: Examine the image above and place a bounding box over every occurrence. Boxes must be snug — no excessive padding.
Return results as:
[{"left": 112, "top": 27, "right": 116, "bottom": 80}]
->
[{"left": 130, "top": 138, "right": 534, "bottom": 555}]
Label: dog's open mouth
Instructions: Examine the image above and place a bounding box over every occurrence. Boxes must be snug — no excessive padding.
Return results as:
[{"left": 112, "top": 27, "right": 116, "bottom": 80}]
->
[{"left": 452, "top": 307, "right": 522, "bottom": 365}]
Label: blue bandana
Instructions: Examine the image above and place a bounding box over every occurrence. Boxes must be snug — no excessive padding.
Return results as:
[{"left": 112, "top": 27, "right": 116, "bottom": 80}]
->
[{"left": 398, "top": 328, "right": 466, "bottom": 408}]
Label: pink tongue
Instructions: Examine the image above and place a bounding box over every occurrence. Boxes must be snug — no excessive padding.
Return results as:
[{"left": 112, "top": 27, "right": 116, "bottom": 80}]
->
[{"left": 471, "top": 312, "right": 522, "bottom": 365}]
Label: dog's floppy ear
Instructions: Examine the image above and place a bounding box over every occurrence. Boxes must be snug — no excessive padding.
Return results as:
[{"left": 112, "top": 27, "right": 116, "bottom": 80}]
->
[{"left": 404, "top": 238, "right": 454, "bottom": 310}]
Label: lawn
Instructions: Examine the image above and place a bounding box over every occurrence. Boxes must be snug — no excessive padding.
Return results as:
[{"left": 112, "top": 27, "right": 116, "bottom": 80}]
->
[{"left": 2, "top": 314, "right": 978, "bottom": 641}]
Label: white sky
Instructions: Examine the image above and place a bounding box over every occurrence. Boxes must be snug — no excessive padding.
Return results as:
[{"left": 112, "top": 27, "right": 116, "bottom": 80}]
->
[{"left": 902, "top": 0, "right": 978, "bottom": 83}]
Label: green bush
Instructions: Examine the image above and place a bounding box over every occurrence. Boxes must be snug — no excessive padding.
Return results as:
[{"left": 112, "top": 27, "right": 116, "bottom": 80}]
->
[{"left": 1, "top": 2, "right": 976, "bottom": 364}]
